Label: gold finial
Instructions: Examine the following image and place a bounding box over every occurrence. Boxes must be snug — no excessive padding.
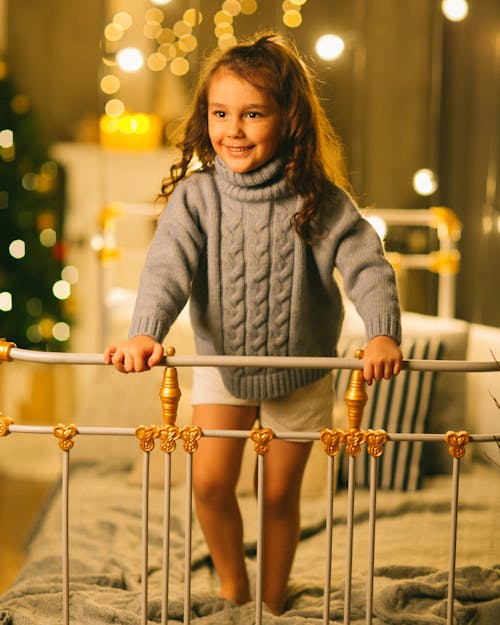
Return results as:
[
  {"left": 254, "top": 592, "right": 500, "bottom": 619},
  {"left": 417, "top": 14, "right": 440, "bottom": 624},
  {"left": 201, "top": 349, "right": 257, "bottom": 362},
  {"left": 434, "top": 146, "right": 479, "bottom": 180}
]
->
[
  {"left": 445, "top": 430, "right": 470, "bottom": 459},
  {"left": 0, "top": 339, "right": 16, "bottom": 363},
  {"left": 365, "top": 429, "right": 388, "bottom": 457},
  {"left": 157, "top": 424, "right": 181, "bottom": 453},
  {"left": 430, "top": 206, "right": 462, "bottom": 241},
  {"left": 159, "top": 346, "right": 182, "bottom": 425},
  {"left": 98, "top": 202, "right": 123, "bottom": 231},
  {"left": 135, "top": 425, "right": 158, "bottom": 452},
  {"left": 98, "top": 247, "right": 121, "bottom": 263},
  {"left": 428, "top": 249, "right": 461, "bottom": 275},
  {"left": 250, "top": 427, "right": 274, "bottom": 455},
  {"left": 320, "top": 428, "right": 344, "bottom": 457},
  {"left": 0, "top": 414, "right": 14, "bottom": 436},
  {"left": 53, "top": 424, "right": 78, "bottom": 451},
  {"left": 344, "top": 349, "right": 368, "bottom": 430},
  {"left": 180, "top": 425, "right": 202, "bottom": 454}
]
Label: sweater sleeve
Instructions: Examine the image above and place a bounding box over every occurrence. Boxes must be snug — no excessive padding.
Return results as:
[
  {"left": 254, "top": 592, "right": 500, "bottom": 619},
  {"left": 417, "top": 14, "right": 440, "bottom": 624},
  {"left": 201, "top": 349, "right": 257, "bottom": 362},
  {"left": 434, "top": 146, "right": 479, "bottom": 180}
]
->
[
  {"left": 330, "top": 191, "right": 402, "bottom": 343},
  {"left": 128, "top": 180, "right": 206, "bottom": 342}
]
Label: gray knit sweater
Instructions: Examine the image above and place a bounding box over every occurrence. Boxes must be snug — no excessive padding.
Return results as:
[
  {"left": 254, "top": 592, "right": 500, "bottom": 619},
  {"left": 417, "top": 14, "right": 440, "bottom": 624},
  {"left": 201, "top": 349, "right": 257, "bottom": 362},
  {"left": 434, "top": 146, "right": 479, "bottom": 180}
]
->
[{"left": 129, "top": 156, "right": 401, "bottom": 400}]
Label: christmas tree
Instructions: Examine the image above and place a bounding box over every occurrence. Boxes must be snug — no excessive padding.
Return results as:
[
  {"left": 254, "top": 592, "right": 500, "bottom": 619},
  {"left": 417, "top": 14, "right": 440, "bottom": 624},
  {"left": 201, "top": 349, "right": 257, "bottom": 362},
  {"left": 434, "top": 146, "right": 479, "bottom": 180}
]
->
[{"left": 0, "top": 67, "right": 72, "bottom": 351}]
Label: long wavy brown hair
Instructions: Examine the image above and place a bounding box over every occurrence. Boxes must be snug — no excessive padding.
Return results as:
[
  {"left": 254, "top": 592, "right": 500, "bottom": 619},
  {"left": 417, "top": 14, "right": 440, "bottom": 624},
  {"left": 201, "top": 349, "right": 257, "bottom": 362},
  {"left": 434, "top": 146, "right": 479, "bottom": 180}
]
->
[{"left": 161, "top": 32, "right": 350, "bottom": 242}]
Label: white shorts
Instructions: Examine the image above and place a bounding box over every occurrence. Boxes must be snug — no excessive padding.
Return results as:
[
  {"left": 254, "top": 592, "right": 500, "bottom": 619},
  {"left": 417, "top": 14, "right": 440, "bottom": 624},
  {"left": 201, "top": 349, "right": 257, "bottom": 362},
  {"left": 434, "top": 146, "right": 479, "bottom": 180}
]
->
[{"left": 191, "top": 366, "right": 334, "bottom": 433}]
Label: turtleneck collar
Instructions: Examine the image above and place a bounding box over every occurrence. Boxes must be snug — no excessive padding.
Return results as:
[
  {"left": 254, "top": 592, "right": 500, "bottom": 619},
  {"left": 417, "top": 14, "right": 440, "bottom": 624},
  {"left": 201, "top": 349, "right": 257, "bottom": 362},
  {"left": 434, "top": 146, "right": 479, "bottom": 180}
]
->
[{"left": 214, "top": 156, "right": 291, "bottom": 203}]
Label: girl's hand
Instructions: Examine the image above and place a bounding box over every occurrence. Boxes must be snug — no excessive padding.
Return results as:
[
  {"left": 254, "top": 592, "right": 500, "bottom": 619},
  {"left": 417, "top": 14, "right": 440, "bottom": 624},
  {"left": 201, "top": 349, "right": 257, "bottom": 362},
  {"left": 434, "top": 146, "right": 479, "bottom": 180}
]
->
[
  {"left": 104, "top": 335, "right": 164, "bottom": 373},
  {"left": 362, "top": 335, "right": 403, "bottom": 385}
]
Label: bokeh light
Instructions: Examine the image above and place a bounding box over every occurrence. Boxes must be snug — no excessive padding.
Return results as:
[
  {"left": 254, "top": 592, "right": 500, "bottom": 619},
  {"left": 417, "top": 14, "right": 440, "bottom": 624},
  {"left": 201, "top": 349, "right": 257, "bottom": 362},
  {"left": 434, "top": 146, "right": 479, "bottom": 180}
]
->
[
  {"left": 116, "top": 47, "right": 144, "bottom": 73},
  {"left": 0, "top": 291, "right": 13, "bottom": 312},
  {"left": 413, "top": 168, "right": 438, "bottom": 196},
  {"left": 52, "top": 322, "right": 71, "bottom": 342},
  {"left": 441, "top": 0, "right": 469, "bottom": 22},
  {"left": 9, "top": 239, "right": 25, "bottom": 259},
  {"left": 52, "top": 280, "right": 71, "bottom": 300},
  {"left": 315, "top": 34, "right": 346, "bottom": 61}
]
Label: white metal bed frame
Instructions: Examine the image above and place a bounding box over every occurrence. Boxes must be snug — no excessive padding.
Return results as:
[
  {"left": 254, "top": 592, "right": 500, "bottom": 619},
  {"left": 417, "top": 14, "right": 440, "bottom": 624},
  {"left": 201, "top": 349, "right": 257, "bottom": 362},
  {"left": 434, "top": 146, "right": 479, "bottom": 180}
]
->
[
  {"left": 95, "top": 203, "right": 462, "bottom": 350},
  {"left": 1, "top": 340, "right": 498, "bottom": 625}
]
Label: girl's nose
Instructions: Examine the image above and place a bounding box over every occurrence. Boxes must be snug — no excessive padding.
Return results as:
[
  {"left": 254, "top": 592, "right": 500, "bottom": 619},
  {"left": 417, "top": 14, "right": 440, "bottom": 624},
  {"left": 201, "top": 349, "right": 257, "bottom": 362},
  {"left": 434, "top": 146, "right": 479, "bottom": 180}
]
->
[{"left": 227, "top": 117, "right": 244, "bottom": 137}]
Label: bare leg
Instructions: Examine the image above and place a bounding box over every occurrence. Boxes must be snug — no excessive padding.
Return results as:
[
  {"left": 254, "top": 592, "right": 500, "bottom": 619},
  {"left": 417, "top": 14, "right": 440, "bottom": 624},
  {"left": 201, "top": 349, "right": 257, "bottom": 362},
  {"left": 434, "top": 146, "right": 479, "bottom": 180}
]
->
[
  {"left": 259, "top": 439, "right": 312, "bottom": 615},
  {"left": 192, "top": 404, "right": 257, "bottom": 605}
]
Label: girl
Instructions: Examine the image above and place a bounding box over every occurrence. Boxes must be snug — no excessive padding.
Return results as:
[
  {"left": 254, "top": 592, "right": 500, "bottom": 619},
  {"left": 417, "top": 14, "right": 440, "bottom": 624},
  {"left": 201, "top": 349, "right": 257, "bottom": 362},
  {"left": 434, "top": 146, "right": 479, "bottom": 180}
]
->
[{"left": 105, "top": 32, "right": 403, "bottom": 615}]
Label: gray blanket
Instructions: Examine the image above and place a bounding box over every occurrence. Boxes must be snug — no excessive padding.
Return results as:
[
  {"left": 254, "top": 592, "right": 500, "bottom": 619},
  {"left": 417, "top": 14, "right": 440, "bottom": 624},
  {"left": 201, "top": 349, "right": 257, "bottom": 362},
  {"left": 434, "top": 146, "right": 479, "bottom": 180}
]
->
[{"left": 1, "top": 461, "right": 499, "bottom": 624}]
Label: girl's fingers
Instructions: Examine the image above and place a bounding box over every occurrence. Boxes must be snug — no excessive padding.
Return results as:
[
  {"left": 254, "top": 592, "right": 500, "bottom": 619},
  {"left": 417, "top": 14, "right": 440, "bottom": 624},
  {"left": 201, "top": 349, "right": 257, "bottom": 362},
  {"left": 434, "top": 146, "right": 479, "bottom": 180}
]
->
[
  {"left": 364, "top": 358, "right": 402, "bottom": 384},
  {"left": 148, "top": 343, "right": 165, "bottom": 367},
  {"left": 104, "top": 345, "right": 116, "bottom": 364}
]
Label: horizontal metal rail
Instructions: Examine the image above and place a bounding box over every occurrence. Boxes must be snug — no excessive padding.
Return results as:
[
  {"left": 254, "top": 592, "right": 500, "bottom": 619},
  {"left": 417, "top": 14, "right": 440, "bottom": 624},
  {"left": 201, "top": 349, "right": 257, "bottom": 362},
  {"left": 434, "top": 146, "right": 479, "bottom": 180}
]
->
[
  {"left": 4, "top": 423, "right": 498, "bottom": 445},
  {"left": 2, "top": 422, "right": 498, "bottom": 625},
  {"left": 1, "top": 343, "right": 499, "bottom": 625},
  {"left": 4, "top": 346, "right": 500, "bottom": 373}
]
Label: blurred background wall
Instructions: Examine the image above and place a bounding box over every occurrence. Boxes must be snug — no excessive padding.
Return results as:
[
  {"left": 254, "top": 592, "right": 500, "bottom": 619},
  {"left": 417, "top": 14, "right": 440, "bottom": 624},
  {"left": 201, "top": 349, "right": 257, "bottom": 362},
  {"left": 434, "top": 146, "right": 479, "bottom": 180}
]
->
[{"left": 2, "top": 0, "right": 499, "bottom": 336}]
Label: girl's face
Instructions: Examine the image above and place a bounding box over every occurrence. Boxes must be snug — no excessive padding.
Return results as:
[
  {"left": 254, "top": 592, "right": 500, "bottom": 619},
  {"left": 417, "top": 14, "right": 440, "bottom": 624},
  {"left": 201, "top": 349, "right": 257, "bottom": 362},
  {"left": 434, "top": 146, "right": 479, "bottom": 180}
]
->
[{"left": 207, "top": 69, "right": 282, "bottom": 174}]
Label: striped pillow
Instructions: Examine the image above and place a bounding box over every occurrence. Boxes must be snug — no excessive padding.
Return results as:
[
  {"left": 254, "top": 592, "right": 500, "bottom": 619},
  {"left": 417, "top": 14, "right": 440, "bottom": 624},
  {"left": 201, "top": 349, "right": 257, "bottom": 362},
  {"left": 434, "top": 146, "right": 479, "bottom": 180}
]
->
[{"left": 334, "top": 336, "right": 443, "bottom": 491}]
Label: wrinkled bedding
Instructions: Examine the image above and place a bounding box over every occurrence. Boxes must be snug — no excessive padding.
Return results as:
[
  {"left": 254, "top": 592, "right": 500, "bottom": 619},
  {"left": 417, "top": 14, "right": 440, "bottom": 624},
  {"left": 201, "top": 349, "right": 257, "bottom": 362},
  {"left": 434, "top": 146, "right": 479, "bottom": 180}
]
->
[{"left": 0, "top": 459, "right": 498, "bottom": 624}]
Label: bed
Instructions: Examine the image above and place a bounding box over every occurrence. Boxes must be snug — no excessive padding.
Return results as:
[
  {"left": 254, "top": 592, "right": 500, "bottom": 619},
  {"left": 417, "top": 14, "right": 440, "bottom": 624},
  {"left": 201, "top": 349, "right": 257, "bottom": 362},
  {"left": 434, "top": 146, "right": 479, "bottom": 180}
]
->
[
  {"left": 1, "top": 203, "right": 499, "bottom": 624},
  {"left": 0, "top": 307, "right": 499, "bottom": 625},
  {"left": 0, "top": 455, "right": 498, "bottom": 625}
]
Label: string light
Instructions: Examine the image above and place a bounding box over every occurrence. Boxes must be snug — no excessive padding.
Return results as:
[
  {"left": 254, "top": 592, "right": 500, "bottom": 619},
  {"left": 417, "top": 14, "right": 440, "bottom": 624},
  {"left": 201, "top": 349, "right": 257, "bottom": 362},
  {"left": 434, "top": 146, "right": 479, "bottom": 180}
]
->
[
  {"left": 282, "top": 0, "right": 307, "bottom": 29},
  {"left": 283, "top": 10, "right": 302, "bottom": 28},
  {"left": 100, "top": 74, "right": 121, "bottom": 95},
  {"left": 240, "top": 0, "right": 258, "bottom": 14},
  {"left": 104, "top": 99, "right": 125, "bottom": 117},
  {"left": 104, "top": 22, "right": 124, "bottom": 42},
  {"left": 113, "top": 12, "right": 133, "bottom": 31},
  {"left": 147, "top": 52, "right": 168, "bottom": 72}
]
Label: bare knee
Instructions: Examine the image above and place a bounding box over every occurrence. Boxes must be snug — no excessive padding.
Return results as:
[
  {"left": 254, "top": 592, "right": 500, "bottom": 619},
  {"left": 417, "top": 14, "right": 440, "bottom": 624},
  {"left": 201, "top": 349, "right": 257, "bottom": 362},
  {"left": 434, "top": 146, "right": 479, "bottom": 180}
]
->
[
  {"left": 193, "top": 467, "right": 237, "bottom": 506},
  {"left": 262, "top": 482, "right": 300, "bottom": 518}
]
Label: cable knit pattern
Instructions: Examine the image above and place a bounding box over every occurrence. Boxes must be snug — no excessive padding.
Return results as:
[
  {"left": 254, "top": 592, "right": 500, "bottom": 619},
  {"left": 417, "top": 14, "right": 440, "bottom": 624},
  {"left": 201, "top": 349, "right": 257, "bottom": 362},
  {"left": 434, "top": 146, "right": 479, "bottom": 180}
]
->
[
  {"left": 128, "top": 156, "right": 401, "bottom": 401},
  {"left": 220, "top": 199, "right": 246, "bottom": 357},
  {"left": 268, "top": 205, "right": 295, "bottom": 355},
  {"left": 246, "top": 205, "right": 270, "bottom": 355},
  {"left": 217, "top": 158, "right": 292, "bottom": 384}
]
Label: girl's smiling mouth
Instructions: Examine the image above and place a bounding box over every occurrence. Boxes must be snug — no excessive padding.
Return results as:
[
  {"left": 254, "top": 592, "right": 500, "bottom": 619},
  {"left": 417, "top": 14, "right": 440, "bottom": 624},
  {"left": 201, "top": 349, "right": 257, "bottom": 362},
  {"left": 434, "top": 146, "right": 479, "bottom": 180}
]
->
[{"left": 225, "top": 145, "right": 252, "bottom": 152}]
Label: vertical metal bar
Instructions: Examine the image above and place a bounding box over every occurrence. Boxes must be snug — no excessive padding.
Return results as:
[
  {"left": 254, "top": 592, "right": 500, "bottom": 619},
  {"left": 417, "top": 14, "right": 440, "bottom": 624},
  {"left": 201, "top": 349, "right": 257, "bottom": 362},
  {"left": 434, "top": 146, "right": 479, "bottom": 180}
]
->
[
  {"left": 61, "top": 450, "right": 70, "bottom": 625},
  {"left": 184, "top": 453, "right": 194, "bottom": 625},
  {"left": 322, "top": 455, "right": 335, "bottom": 625},
  {"left": 344, "top": 455, "right": 356, "bottom": 625},
  {"left": 161, "top": 453, "right": 172, "bottom": 625},
  {"left": 366, "top": 456, "right": 378, "bottom": 625},
  {"left": 141, "top": 452, "right": 150, "bottom": 625},
  {"left": 447, "top": 457, "right": 460, "bottom": 625},
  {"left": 255, "top": 452, "right": 265, "bottom": 625}
]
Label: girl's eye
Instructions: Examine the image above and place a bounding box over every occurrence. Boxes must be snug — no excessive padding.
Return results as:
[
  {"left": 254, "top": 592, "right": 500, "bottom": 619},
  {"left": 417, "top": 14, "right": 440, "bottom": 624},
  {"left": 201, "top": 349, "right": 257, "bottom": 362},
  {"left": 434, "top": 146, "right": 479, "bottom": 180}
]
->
[
  {"left": 213, "top": 111, "right": 226, "bottom": 119},
  {"left": 246, "top": 111, "right": 259, "bottom": 119}
]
